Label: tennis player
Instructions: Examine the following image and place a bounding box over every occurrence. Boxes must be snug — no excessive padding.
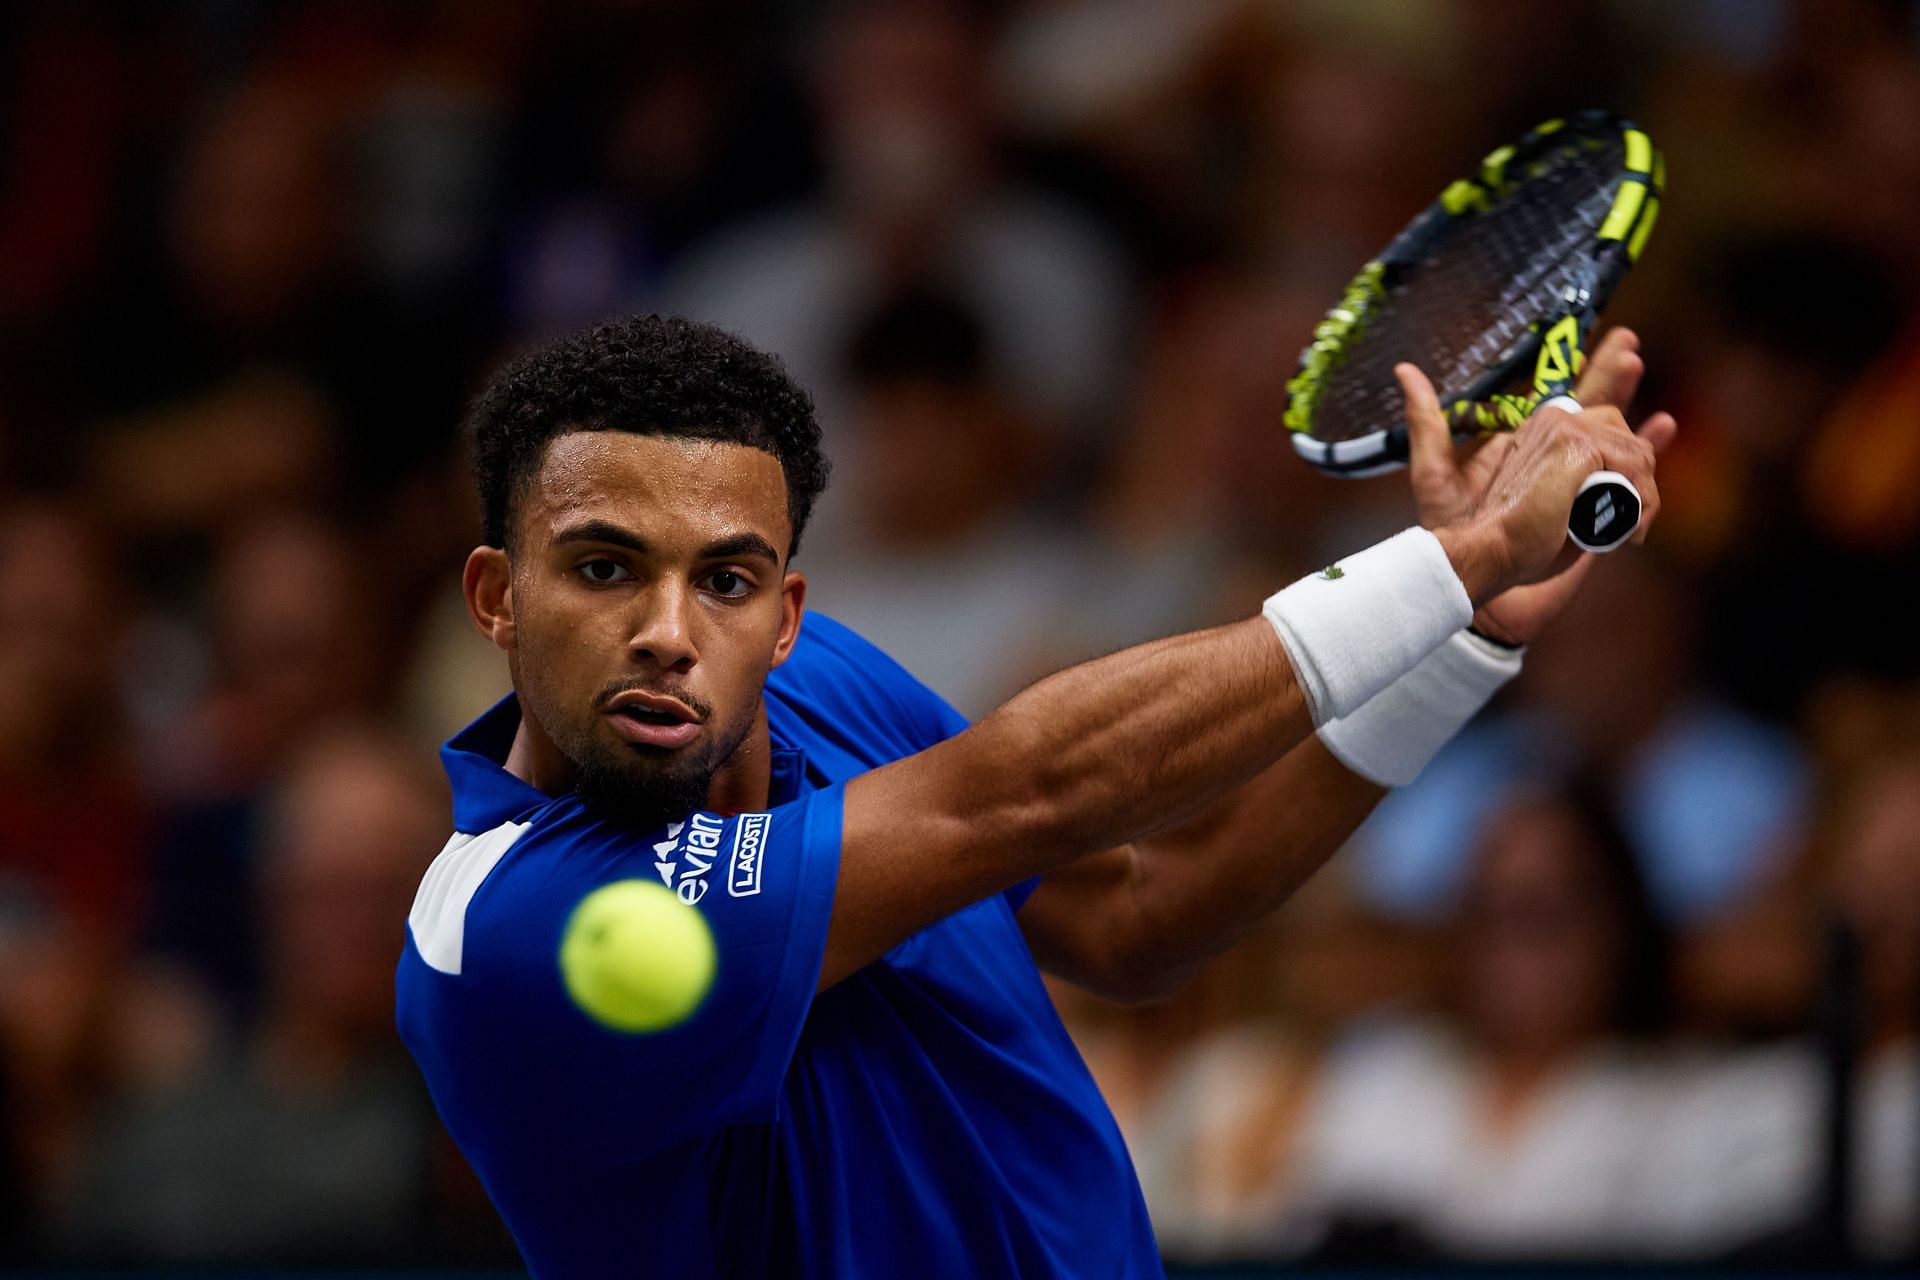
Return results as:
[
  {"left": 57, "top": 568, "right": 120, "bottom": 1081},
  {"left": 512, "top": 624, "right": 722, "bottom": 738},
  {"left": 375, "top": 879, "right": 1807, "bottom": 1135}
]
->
[{"left": 397, "top": 316, "right": 1671, "bottom": 1277}]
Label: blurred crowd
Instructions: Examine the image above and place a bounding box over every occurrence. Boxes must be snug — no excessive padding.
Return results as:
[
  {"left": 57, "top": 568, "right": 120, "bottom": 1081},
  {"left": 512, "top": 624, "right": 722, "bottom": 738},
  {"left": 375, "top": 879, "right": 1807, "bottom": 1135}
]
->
[{"left": 1, "top": 0, "right": 1917, "bottom": 1268}]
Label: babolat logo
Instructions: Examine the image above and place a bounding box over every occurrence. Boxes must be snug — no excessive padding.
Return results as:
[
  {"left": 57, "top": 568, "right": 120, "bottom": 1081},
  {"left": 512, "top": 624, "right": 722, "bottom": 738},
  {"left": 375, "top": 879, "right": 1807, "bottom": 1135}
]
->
[
  {"left": 652, "top": 812, "right": 725, "bottom": 905},
  {"left": 1591, "top": 491, "right": 1618, "bottom": 536},
  {"left": 729, "top": 813, "right": 772, "bottom": 897}
]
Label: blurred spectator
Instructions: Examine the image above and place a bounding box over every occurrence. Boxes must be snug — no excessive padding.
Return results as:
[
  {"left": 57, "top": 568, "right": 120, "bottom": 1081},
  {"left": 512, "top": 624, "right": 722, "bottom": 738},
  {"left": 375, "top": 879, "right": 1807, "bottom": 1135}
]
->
[
  {"left": 61, "top": 726, "right": 448, "bottom": 1265},
  {"left": 68, "top": 69, "right": 471, "bottom": 545},
  {"left": 73, "top": 75, "right": 349, "bottom": 534},
  {"left": 143, "top": 512, "right": 388, "bottom": 1021},
  {"left": 1666, "top": 236, "right": 1911, "bottom": 720},
  {"left": 1109, "top": 865, "right": 1430, "bottom": 1261},
  {"left": 802, "top": 285, "right": 1092, "bottom": 712},
  {"left": 496, "top": 3, "right": 815, "bottom": 337},
  {"left": 1689, "top": 752, "right": 1912, "bottom": 1258},
  {"left": 1825, "top": 754, "right": 1920, "bottom": 1259},
  {"left": 0, "top": 501, "right": 148, "bottom": 1235},
  {"left": 0, "top": 501, "right": 147, "bottom": 944},
  {"left": 1094, "top": 271, "right": 1399, "bottom": 577},
  {"left": 1283, "top": 784, "right": 1681, "bottom": 1261},
  {"left": 1358, "top": 552, "right": 1809, "bottom": 927},
  {"left": 667, "top": 0, "right": 1132, "bottom": 443},
  {"left": 1644, "top": 748, "right": 1920, "bottom": 1264}
]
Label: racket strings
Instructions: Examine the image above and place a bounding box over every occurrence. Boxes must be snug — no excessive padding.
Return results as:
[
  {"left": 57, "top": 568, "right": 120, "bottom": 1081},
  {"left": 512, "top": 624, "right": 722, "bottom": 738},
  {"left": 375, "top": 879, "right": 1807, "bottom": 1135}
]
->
[{"left": 1309, "top": 133, "right": 1625, "bottom": 443}]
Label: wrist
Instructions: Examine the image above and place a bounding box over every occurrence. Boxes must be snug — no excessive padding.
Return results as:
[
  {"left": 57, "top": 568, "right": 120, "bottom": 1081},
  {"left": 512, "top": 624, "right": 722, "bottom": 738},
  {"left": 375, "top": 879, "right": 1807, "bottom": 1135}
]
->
[
  {"left": 1261, "top": 527, "right": 1473, "bottom": 725},
  {"left": 1468, "top": 613, "right": 1526, "bottom": 650},
  {"left": 1434, "top": 522, "right": 1509, "bottom": 607},
  {"left": 1318, "top": 627, "right": 1524, "bottom": 786}
]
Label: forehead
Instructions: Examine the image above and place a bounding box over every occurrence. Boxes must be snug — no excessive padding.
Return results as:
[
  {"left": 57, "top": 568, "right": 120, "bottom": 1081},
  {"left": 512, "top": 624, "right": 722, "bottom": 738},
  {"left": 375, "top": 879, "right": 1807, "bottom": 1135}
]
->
[{"left": 522, "top": 431, "right": 791, "bottom": 550}]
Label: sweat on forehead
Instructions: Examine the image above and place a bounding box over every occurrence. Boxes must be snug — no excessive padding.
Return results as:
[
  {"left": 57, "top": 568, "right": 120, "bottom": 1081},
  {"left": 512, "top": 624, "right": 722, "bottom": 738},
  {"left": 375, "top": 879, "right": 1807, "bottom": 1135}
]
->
[{"left": 518, "top": 432, "right": 794, "bottom": 552}]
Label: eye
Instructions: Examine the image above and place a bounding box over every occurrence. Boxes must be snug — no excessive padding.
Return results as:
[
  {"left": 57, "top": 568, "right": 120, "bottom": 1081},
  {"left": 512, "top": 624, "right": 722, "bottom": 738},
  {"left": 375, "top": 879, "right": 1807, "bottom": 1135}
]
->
[
  {"left": 578, "top": 559, "right": 632, "bottom": 585},
  {"left": 704, "top": 569, "right": 752, "bottom": 598}
]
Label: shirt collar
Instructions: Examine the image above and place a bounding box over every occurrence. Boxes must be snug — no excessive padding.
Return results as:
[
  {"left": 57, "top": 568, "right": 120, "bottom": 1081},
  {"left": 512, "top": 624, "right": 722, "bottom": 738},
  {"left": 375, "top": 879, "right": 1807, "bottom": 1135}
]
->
[{"left": 440, "top": 695, "right": 558, "bottom": 833}]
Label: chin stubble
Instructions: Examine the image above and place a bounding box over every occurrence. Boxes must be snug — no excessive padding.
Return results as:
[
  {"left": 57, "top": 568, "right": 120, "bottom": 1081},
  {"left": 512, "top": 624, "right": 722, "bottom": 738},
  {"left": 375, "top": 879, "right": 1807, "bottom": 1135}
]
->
[{"left": 566, "top": 708, "right": 754, "bottom": 831}]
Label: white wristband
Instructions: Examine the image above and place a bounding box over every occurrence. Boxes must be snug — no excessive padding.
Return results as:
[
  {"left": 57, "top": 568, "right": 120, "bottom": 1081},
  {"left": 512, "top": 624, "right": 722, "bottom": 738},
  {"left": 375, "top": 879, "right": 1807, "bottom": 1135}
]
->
[
  {"left": 1317, "top": 628, "right": 1523, "bottom": 786},
  {"left": 1261, "top": 527, "right": 1473, "bottom": 725}
]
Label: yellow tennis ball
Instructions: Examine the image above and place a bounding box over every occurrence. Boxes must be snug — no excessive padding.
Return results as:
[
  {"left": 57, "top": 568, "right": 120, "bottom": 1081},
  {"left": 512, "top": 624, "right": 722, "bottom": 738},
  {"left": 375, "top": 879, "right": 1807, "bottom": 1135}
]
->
[{"left": 558, "top": 879, "right": 716, "bottom": 1033}]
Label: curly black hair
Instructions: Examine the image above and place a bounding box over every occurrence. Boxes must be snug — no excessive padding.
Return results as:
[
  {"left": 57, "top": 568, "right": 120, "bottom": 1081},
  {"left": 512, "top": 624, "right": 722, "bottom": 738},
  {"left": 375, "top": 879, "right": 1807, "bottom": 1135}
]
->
[{"left": 467, "top": 315, "right": 830, "bottom": 556}]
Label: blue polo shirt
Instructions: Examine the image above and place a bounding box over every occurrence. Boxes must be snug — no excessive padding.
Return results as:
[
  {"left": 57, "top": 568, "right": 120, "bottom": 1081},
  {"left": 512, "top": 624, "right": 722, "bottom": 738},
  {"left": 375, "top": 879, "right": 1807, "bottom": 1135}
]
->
[{"left": 396, "top": 614, "right": 1158, "bottom": 1277}]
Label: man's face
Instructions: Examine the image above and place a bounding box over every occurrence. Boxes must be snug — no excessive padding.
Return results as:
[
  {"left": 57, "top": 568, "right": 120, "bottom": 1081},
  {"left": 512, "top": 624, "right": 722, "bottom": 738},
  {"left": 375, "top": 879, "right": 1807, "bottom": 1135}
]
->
[{"left": 487, "top": 431, "right": 802, "bottom": 827}]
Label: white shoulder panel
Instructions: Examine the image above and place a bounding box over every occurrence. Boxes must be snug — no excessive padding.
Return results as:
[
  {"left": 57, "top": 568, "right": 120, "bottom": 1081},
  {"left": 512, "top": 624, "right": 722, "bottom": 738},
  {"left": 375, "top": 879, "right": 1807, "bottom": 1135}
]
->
[{"left": 408, "top": 820, "right": 531, "bottom": 975}]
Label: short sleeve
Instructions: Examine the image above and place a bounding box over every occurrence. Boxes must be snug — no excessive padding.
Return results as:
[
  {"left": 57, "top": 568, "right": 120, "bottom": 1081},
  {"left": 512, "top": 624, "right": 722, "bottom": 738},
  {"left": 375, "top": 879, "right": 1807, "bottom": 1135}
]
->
[{"left": 456, "top": 784, "right": 844, "bottom": 1164}]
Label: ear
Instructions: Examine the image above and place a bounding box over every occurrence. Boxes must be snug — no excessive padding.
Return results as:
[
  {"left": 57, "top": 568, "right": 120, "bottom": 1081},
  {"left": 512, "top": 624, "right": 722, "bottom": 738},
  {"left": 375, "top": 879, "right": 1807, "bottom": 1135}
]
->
[
  {"left": 770, "top": 570, "right": 806, "bottom": 669},
  {"left": 463, "top": 546, "right": 516, "bottom": 651}
]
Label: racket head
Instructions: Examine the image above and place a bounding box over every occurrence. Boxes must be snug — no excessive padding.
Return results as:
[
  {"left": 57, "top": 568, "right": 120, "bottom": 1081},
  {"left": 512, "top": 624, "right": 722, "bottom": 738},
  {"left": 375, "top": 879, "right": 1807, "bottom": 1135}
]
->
[{"left": 1286, "top": 111, "right": 1665, "bottom": 476}]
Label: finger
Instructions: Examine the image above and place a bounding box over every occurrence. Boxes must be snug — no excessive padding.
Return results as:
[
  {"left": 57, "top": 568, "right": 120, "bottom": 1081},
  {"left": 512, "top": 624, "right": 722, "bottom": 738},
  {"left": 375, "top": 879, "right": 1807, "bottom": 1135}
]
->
[
  {"left": 1565, "top": 407, "right": 1660, "bottom": 543},
  {"left": 1573, "top": 327, "right": 1644, "bottom": 410},
  {"left": 1607, "top": 435, "right": 1659, "bottom": 544},
  {"left": 1577, "top": 402, "right": 1632, "bottom": 437},
  {"left": 1636, "top": 410, "right": 1678, "bottom": 456},
  {"left": 1395, "top": 362, "right": 1455, "bottom": 489}
]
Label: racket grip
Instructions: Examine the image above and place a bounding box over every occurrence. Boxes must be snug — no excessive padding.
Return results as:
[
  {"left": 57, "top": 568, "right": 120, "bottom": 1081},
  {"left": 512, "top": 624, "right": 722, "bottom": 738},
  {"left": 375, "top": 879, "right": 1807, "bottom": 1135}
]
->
[{"left": 1540, "top": 395, "right": 1641, "bottom": 553}]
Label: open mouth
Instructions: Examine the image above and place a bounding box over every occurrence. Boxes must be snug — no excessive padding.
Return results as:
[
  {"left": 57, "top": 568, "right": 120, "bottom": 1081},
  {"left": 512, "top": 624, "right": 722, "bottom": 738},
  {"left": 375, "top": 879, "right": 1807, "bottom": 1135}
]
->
[
  {"left": 604, "top": 693, "right": 702, "bottom": 749},
  {"left": 617, "top": 706, "right": 683, "bottom": 726}
]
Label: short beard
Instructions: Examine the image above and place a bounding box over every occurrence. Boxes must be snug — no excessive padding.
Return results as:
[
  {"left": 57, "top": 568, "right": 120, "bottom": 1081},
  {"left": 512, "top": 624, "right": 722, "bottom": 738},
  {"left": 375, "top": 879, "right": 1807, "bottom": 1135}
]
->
[
  {"left": 558, "top": 698, "right": 757, "bottom": 832},
  {"left": 571, "top": 747, "right": 717, "bottom": 833}
]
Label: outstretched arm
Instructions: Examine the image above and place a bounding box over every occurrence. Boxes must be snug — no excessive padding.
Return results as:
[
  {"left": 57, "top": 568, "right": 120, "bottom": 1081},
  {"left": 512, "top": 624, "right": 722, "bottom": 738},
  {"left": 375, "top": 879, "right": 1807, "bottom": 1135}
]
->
[
  {"left": 1015, "top": 331, "right": 1680, "bottom": 1003},
  {"left": 821, "top": 392, "right": 1659, "bottom": 989}
]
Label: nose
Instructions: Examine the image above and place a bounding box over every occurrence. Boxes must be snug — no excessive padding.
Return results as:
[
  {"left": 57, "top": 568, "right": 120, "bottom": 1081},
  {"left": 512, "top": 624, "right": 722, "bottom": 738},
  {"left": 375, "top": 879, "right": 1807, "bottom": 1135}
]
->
[{"left": 626, "top": 578, "right": 697, "bottom": 673}]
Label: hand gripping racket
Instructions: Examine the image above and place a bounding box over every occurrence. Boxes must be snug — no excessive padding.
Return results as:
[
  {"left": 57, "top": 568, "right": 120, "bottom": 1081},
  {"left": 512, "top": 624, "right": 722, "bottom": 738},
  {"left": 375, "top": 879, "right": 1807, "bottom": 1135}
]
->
[{"left": 1284, "top": 111, "right": 1664, "bottom": 552}]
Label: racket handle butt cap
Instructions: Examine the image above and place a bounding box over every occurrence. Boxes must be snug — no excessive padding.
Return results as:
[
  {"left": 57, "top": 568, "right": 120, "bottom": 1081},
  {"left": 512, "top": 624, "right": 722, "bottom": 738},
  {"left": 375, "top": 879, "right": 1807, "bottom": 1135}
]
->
[{"left": 1568, "top": 471, "right": 1641, "bottom": 553}]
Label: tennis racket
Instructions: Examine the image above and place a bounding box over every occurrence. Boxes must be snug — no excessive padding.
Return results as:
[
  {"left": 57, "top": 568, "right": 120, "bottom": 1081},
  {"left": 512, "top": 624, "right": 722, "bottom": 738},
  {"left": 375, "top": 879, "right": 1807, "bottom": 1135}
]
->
[{"left": 1284, "top": 111, "right": 1664, "bottom": 553}]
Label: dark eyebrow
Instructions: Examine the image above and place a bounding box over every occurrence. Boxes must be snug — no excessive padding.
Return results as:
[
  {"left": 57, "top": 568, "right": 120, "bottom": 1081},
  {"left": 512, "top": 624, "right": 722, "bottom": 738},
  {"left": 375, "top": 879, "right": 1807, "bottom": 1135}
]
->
[
  {"left": 552, "top": 521, "right": 781, "bottom": 567},
  {"left": 553, "top": 520, "right": 649, "bottom": 555},
  {"left": 700, "top": 532, "right": 782, "bottom": 566}
]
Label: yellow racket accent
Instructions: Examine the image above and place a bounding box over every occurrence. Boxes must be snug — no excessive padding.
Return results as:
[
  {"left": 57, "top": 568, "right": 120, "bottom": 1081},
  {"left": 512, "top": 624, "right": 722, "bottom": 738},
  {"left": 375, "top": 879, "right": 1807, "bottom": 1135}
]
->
[
  {"left": 1283, "top": 262, "right": 1386, "bottom": 435},
  {"left": 1629, "top": 193, "right": 1661, "bottom": 262},
  {"left": 1443, "top": 180, "right": 1490, "bottom": 215},
  {"left": 1624, "top": 129, "right": 1653, "bottom": 173},
  {"left": 1533, "top": 315, "right": 1582, "bottom": 392}
]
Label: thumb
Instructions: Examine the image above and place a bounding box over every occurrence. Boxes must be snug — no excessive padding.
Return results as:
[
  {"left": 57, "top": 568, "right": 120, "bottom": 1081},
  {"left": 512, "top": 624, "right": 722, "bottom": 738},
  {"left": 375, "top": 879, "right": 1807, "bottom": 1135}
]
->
[{"left": 1396, "top": 362, "right": 1455, "bottom": 489}]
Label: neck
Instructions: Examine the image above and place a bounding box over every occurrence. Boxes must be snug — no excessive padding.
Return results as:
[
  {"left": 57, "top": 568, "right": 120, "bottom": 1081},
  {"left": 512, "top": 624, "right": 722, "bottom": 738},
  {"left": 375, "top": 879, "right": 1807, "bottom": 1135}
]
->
[
  {"left": 704, "top": 703, "right": 775, "bottom": 815},
  {"left": 505, "top": 698, "right": 776, "bottom": 816}
]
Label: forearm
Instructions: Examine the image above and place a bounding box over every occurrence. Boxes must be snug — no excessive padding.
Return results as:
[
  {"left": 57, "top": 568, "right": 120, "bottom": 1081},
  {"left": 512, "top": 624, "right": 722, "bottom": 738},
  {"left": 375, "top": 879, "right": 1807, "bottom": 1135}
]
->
[
  {"left": 1020, "top": 736, "right": 1383, "bottom": 1001},
  {"left": 976, "top": 617, "right": 1314, "bottom": 855},
  {"left": 831, "top": 529, "right": 1479, "bottom": 988},
  {"left": 839, "top": 618, "right": 1312, "bottom": 951},
  {"left": 1146, "top": 739, "right": 1382, "bottom": 994},
  {"left": 1021, "top": 627, "right": 1522, "bottom": 1001}
]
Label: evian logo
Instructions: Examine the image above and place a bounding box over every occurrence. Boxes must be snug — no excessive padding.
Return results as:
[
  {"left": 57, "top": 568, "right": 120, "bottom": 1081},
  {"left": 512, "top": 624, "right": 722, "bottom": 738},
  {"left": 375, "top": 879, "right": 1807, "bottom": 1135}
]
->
[
  {"left": 652, "top": 813, "right": 725, "bottom": 905},
  {"left": 729, "top": 813, "right": 771, "bottom": 897}
]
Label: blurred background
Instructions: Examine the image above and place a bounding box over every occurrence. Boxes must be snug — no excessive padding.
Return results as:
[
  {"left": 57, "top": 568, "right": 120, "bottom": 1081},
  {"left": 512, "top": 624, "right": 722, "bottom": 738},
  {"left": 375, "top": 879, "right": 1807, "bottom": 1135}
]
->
[{"left": 1, "top": 0, "right": 1916, "bottom": 1272}]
